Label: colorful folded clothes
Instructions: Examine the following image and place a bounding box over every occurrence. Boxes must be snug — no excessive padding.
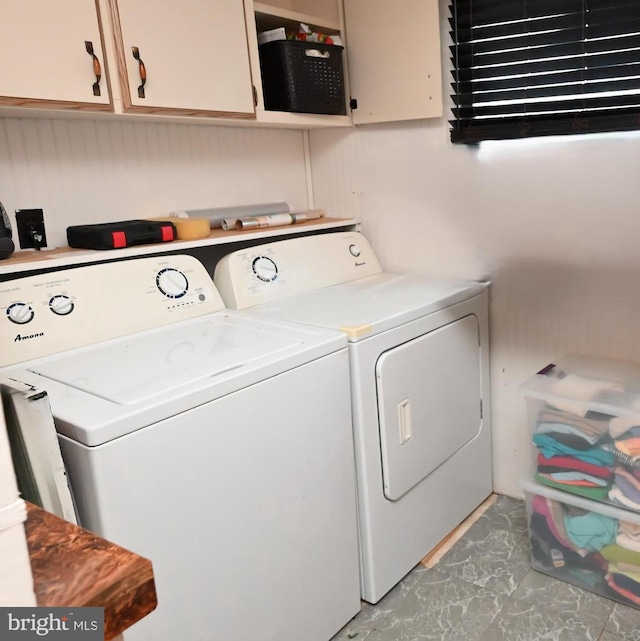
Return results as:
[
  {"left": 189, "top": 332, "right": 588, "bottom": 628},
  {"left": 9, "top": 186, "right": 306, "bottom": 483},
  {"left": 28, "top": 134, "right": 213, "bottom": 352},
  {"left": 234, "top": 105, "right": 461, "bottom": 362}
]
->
[
  {"left": 618, "top": 465, "right": 640, "bottom": 482},
  {"left": 607, "top": 573, "right": 640, "bottom": 606},
  {"left": 564, "top": 567, "right": 606, "bottom": 589},
  {"left": 618, "top": 520, "right": 640, "bottom": 543},
  {"left": 529, "top": 498, "right": 608, "bottom": 593},
  {"left": 563, "top": 510, "right": 618, "bottom": 551},
  {"left": 609, "top": 486, "right": 640, "bottom": 511},
  {"left": 601, "top": 543, "right": 640, "bottom": 567},
  {"left": 526, "top": 494, "right": 640, "bottom": 601},
  {"left": 535, "top": 473, "right": 610, "bottom": 500},
  {"left": 541, "top": 472, "right": 608, "bottom": 487},
  {"left": 537, "top": 454, "right": 613, "bottom": 480},
  {"left": 539, "top": 429, "right": 598, "bottom": 451},
  {"left": 616, "top": 436, "right": 640, "bottom": 458},
  {"left": 612, "top": 430, "right": 640, "bottom": 472},
  {"left": 538, "top": 408, "right": 611, "bottom": 439},
  {"left": 612, "top": 448, "right": 640, "bottom": 470},
  {"left": 608, "top": 562, "right": 640, "bottom": 583},
  {"left": 530, "top": 512, "right": 595, "bottom": 569},
  {"left": 606, "top": 521, "right": 640, "bottom": 602},
  {"left": 609, "top": 416, "right": 640, "bottom": 438},
  {"left": 532, "top": 495, "right": 583, "bottom": 554},
  {"left": 536, "top": 422, "right": 604, "bottom": 446},
  {"left": 617, "top": 476, "right": 640, "bottom": 502},
  {"left": 533, "top": 434, "right": 616, "bottom": 467},
  {"left": 615, "top": 467, "right": 640, "bottom": 504}
]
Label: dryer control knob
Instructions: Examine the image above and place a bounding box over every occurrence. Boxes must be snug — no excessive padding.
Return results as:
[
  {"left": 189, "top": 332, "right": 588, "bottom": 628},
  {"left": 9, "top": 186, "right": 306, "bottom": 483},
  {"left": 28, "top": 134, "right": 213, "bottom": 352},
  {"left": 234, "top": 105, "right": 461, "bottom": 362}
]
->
[
  {"left": 252, "top": 256, "right": 278, "bottom": 282},
  {"left": 7, "top": 302, "right": 34, "bottom": 324},
  {"left": 49, "top": 295, "right": 74, "bottom": 316},
  {"left": 157, "top": 268, "right": 189, "bottom": 298},
  {"left": 349, "top": 244, "right": 361, "bottom": 257}
]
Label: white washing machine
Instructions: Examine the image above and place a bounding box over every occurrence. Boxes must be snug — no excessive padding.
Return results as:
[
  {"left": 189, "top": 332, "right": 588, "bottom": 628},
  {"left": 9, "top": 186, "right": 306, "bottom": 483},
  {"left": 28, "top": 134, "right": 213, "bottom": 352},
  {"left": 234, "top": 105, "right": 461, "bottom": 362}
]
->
[
  {"left": 0, "top": 255, "right": 360, "bottom": 641},
  {"left": 214, "top": 231, "right": 493, "bottom": 604}
]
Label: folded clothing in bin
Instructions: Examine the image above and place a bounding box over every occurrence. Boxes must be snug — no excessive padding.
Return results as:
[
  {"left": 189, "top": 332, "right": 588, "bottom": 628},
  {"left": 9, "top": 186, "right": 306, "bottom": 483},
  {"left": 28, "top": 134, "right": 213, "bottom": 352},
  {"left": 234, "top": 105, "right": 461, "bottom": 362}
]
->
[
  {"left": 67, "top": 220, "right": 176, "bottom": 250},
  {"left": 520, "top": 355, "right": 640, "bottom": 511},
  {"left": 524, "top": 477, "right": 640, "bottom": 608},
  {"left": 259, "top": 40, "right": 346, "bottom": 115}
]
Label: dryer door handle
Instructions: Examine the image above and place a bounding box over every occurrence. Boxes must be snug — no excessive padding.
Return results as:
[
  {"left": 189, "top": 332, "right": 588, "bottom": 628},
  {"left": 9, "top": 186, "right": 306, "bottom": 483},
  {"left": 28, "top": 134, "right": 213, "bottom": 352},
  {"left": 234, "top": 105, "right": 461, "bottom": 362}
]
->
[{"left": 398, "top": 399, "right": 412, "bottom": 445}]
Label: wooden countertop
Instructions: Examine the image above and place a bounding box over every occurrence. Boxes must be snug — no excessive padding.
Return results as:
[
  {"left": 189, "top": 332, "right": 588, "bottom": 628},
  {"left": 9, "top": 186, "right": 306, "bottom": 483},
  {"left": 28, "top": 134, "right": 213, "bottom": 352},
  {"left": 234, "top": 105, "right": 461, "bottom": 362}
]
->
[{"left": 25, "top": 502, "right": 157, "bottom": 640}]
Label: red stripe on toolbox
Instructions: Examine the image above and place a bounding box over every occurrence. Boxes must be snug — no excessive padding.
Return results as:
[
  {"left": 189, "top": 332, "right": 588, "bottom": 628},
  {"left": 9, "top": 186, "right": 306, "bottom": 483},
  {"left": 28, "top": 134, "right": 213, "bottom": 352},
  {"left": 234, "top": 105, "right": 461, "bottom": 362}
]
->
[
  {"left": 161, "top": 225, "right": 174, "bottom": 241},
  {"left": 112, "top": 231, "right": 126, "bottom": 248}
]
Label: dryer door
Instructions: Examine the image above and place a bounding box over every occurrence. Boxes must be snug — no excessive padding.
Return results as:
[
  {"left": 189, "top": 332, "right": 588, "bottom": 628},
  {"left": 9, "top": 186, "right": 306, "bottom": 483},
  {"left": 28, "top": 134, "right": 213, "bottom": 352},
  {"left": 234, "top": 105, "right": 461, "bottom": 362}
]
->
[{"left": 376, "top": 314, "right": 482, "bottom": 501}]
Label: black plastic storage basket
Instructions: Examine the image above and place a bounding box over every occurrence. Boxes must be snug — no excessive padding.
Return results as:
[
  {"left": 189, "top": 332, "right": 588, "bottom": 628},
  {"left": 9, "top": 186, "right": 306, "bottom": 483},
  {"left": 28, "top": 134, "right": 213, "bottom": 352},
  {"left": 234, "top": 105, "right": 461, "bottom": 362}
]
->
[{"left": 259, "top": 40, "right": 346, "bottom": 115}]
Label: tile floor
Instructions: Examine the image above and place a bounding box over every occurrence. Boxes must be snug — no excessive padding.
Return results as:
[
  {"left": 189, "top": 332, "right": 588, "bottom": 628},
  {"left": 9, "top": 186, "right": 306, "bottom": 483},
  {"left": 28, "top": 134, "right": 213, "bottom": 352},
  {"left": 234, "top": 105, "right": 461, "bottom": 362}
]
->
[{"left": 331, "top": 494, "right": 640, "bottom": 641}]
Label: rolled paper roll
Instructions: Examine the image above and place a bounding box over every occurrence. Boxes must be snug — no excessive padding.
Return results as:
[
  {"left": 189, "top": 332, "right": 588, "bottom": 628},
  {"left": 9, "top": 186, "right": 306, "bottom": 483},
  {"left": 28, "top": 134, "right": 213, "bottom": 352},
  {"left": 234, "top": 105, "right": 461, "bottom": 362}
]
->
[
  {"left": 236, "top": 213, "right": 294, "bottom": 230},
  {"left": 169, "top": 202, "right": 291, "bottom": 229},
  {"left": 230, "top": 209, "right": 326, "bottom": 231}
]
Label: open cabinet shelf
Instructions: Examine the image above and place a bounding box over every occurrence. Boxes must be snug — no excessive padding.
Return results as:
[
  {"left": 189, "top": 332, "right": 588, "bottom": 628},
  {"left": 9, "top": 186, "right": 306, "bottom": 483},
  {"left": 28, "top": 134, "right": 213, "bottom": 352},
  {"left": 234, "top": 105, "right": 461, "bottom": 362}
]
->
[
  {"left": 254, "top": 2, "right": 341, "bottom": 33},
  {"left": 248, "top": 0, "right": 348, "bottom": 124}
]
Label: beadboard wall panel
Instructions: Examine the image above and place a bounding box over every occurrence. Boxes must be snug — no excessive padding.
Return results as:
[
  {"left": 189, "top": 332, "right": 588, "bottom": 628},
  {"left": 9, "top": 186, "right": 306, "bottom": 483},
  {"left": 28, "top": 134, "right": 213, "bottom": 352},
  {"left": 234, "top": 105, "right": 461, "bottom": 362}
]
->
[
  {"left": 308, "top": 0, "right": 640, "bottom": 498},
  {"left": 0, "top": 118, "right": 309, "bottom": 248}
]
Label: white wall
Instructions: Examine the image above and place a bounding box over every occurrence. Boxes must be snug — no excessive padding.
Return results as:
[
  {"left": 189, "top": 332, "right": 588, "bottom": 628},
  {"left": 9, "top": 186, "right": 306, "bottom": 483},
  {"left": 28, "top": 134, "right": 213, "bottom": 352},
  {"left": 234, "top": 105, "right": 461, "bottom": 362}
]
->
[
  {"left": 308, "top": 2, "right": 640, "bottom": 498},
  {"left": 0, "top": 118, "right": 310, "bottom": 248}
]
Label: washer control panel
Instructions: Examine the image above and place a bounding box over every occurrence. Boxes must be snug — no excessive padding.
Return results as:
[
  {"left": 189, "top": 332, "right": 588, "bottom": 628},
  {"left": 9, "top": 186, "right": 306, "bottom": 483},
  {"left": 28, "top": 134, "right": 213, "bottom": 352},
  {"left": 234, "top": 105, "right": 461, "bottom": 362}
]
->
[
  {"left": 0, "top": 255, "right": 223, "bottom": 368},
  {"left": 6, "top": 302, "right": 35, "bottom": 325},
  {"left": 214, "top": 231, "right": 382, "bottom": 309},
  {"left": 156, "top": 267, "right": 189, "bottom": 298},
  {"left": 252, "top": 256, "right": 278, "bottom": 282},
  {"left": 48, "top": 294, "right": 74, "bottom": 316}
]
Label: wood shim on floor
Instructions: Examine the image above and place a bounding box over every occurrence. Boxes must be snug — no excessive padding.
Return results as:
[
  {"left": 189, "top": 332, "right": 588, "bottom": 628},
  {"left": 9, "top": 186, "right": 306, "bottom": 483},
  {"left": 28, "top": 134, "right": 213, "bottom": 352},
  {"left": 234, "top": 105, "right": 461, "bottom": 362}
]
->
[{"left": 420, "top": 493, "right": 498, "bottom": 569}]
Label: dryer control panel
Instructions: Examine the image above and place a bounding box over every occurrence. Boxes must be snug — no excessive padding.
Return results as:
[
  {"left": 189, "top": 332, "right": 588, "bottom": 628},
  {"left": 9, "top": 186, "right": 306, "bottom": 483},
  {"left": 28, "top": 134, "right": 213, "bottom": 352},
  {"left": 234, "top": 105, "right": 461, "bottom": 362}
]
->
[
  {"left": 0, "top": 255, "right": 223, "bottom": 368},
  {"left": 214, "top": 232, "right": 382, "bottom": 309}
]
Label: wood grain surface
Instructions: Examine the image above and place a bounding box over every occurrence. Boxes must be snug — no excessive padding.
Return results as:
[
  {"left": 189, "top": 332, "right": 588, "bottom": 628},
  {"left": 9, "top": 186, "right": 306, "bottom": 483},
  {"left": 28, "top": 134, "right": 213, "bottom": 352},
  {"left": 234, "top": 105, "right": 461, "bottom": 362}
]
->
[{"left": 25, "top": 502, "right": 157, "bottom": 640}]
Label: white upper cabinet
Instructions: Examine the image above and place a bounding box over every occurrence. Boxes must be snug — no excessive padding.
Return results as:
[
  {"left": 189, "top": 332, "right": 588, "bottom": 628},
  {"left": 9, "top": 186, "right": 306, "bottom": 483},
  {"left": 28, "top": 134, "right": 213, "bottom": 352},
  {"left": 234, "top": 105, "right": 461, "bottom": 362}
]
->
[
  {"left": 249, "top": 0, "right": 443, "bottom": 127},
  {"left": 344, "top": 0, "right": 443, "bottom": 125},
  {"left": 0, "top": 0, "right": 111, "bottom": 108},
  {"left": 0, "top": 0, "right": 443, "bottom": 126},
  {"left": 108, "top": 0, "right": 255, "bottom": 117}
]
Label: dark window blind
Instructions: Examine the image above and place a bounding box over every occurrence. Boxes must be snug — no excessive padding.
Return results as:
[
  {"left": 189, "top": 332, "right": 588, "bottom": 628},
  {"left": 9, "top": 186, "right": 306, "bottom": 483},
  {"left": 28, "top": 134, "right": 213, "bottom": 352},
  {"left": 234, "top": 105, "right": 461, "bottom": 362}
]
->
[{"left": 449, "top": 0, "right": 640, "bottom": 143}]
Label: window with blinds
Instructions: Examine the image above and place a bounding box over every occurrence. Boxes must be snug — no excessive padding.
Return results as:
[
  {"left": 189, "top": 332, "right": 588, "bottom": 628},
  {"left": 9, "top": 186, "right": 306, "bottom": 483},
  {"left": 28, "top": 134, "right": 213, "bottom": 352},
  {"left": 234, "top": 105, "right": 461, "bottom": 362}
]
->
[{"left": 449, "top": 0, "right": 640, "bottom": 144}]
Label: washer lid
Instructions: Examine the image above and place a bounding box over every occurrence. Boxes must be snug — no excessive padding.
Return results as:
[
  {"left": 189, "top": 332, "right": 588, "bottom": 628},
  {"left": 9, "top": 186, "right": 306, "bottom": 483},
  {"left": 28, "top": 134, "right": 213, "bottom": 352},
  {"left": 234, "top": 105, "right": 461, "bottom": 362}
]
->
[
  {"left": 247, "top": 273, "right": 487, "bottom": 341},
  {"left": 4, "top": 312, "right": 345, "bottom": 446},
  {"left": 29, "top": 315, "right": 297, "bottom": 405}
]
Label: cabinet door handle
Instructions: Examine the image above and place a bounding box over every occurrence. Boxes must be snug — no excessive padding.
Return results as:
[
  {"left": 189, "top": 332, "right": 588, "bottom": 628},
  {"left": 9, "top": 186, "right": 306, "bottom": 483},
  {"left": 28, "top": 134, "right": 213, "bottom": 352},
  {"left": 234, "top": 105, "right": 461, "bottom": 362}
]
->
[
  {"left": 84, "top": 41, "right": 102, "bottom": 97},
  {"left": 131, "top": 46, "right": 146, "bottom": 99}
]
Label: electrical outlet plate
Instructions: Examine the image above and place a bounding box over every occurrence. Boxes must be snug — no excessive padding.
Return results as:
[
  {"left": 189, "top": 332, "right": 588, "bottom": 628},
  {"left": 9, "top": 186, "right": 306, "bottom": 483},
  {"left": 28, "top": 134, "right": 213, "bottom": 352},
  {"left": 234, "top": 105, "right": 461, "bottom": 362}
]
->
[{"left": 15, "top": 209, "right": 47, "bottom": 250}]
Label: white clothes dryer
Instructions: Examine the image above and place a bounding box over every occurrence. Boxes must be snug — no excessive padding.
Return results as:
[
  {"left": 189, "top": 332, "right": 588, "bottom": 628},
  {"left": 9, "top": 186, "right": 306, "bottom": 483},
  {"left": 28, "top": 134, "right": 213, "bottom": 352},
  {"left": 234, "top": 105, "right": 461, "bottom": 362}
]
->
[
  {"left": 0, "top": 255, "right": 360, "bottom": 641},
  {"left": 214, "top": 231, "right": 493, "bottom": 604}
]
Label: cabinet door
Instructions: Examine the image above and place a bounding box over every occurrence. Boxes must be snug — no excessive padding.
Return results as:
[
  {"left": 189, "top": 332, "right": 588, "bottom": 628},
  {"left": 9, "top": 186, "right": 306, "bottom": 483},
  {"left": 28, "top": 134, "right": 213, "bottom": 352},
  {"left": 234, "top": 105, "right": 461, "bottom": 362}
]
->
[
  {"left": 111, "top": 0, "right": 255, "bottom": 116},
  {"left": 0, "top": 0, "right": 110, "bottom": 107},
  {"left": 344, "top": 0, "right": 442, "bottom": 124}
]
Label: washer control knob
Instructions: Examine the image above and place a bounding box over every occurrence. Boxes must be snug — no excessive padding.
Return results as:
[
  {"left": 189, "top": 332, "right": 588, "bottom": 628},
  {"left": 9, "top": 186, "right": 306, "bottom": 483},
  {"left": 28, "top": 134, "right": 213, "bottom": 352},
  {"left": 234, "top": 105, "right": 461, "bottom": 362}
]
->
[
  {"left": 252, "top": 256, "right": 278, "bottom": 282},
  {"left": 157, "top": 268, "right": 189, "bottom": 298},
  {"left": 349, "top": 244, "right": 361, "bottom": 257},
  {"left": 49, "top": 295, "right": 74, "bottom": 316},
  {"left": 7, "top": 303, "right": 34, "bottom": 325}
]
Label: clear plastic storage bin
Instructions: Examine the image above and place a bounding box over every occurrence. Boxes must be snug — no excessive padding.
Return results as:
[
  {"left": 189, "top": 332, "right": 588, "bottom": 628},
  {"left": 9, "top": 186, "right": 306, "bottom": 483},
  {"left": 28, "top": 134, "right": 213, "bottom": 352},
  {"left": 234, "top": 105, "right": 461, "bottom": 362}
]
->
[
  {"left": 523, "top": 476, "right": 640, "bottom": 608},
  {"left": 520, "top": 355, "right": 640, "bottom": 513}
]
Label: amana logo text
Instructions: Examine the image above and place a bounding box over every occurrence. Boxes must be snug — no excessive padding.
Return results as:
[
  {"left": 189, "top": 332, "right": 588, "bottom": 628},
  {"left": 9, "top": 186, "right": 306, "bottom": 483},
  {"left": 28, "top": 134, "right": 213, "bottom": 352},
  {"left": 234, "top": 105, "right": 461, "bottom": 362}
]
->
[{"left": 14, "top": 332, "right": 44, "bottom": 342}]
